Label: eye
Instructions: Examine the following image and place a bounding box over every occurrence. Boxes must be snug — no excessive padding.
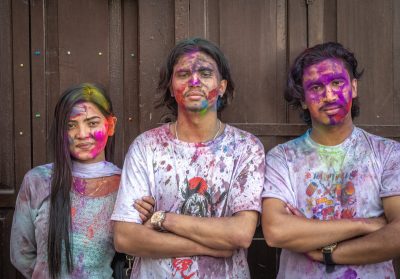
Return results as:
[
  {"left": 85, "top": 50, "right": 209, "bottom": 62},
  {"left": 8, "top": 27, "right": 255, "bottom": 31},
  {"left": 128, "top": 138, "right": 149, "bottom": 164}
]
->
[
  {"left": 331, "top": 80, "right": 344, "bottom": 88},
  {"left": 67, "top": 122, "right": 76, "bottom": 130},
  {"left": 88, "top": 121, "right": 99, "bottom": 128},
  {"left": 176, "top": 71, "right": 190, "bottom": 78},
  {"left": 200, "top": 70, "right": 212, "bottom": 78},
  {"left": 310, "top": 85, "right": 323, "bottom": 93}
]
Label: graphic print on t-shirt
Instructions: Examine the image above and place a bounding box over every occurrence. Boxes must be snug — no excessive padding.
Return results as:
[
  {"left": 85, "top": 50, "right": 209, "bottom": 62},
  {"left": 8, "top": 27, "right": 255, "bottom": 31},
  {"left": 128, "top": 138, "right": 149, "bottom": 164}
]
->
[{"left": 304, "top": 169, "right": 357, "bottom": 220}]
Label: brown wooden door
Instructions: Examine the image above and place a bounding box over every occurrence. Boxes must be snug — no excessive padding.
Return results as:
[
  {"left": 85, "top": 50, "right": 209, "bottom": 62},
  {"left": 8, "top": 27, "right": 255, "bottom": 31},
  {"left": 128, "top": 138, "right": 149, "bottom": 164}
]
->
[{"left": 1, "top": 1, "right": 400, "bottom": 278}]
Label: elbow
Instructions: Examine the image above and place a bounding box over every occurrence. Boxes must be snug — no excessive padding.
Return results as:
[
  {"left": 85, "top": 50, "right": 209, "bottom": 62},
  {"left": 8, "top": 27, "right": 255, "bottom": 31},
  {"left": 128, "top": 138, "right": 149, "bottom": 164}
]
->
[
  {"left": 262, "top": 222, "right": 286, "bottom": 248},
  {"left": 113, "top": 222, "right": 139, "bottom": 255},
  {"left": 232, "top": 230, "right": 255, "bottom": 249}
]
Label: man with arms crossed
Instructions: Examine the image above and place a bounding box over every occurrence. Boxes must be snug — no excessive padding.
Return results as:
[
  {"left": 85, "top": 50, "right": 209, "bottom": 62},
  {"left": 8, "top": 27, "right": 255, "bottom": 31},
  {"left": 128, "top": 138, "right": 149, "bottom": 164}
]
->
[
  {"left": 112, "top": 38, "right": 265, "bottom": 278},
  {"left": 262, "top": 42, "right": 400, "bottom": 278}
]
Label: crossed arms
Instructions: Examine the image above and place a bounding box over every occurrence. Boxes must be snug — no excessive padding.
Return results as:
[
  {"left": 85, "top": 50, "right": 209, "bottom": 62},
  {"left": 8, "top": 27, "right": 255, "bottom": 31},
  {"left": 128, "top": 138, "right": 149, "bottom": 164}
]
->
[
  {"left": 262, "top": 195, "right": 400, "bottom": 265},
  {"left": 114, "top": 207, "right": 258, "bottom": 258}
]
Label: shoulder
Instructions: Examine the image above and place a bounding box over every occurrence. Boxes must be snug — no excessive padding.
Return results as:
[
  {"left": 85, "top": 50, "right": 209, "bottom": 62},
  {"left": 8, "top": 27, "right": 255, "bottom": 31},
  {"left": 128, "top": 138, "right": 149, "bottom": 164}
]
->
[
  {"left": 24, "top": 163, "right": 53, "bottom": 182},
  {"left": 267, "top": 131, "right": 309, "bottom": 158},
  {"left": 225, "top": 124, "right": 264, "bottom": 149},
  {"left": 19, "top": 163, "right": 53, "bottom": 202},
  {"left": 354, "top": 127, "right": 400, "bottom": 153},
  {"left": 129, "top": 124, "right": 171, "bottom": 149}
]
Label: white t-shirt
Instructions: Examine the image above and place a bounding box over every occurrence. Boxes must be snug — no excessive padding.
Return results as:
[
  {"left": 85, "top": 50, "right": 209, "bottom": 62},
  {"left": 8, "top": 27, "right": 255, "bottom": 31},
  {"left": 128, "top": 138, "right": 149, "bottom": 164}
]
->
[
  {"left": 112, "top": 123, "right": 265, "bottom": 279},
  {"left": 262, "top": 127, "right": 400, "bottom": 279}
]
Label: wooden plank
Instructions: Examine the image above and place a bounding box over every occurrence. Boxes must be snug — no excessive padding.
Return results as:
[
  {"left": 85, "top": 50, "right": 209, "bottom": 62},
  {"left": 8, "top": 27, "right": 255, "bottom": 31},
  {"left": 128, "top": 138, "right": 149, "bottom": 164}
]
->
[
  {"left": 219, "top": 0, "right": 284, "bottom": 124},
  {"left": 394, "top": 0, "right": 400, "bottom": 125},
  {"left": 109, "top": 0, "right": 124, "bottom": 166},
  {"left": 45, "top": 0, "right": 60, "bottom": 159},
  {"left": 138, "top": 0, "right": 175, "bottom": 132},
  {"left": 0, "top": 0, "right": 14, "bottom": 191},
  {"left": 338, "top": 0, "right": 394, "bottom": 125},
  {"left": 287, "top": 0, "right": 307, "bottom": 123},
  {"left": 58, "top": 0, "right": 109, "bottom": 91},
  {"left": 189, "top": 0, "right": 206, "bottom": 38},
  {"left": 0, "top": 210, "right": 18, "bottom": 278},
  {"left": 307, "top": 0, "right": 324, "bottom": 46},
  {"left": 13, "top": 0, "right": 32, "bottom": 188},
  {"left": 175, "top": 0, "right": 189, "bottom": 42},
  {"left": 123, "top": 0, "right": 140, "bottom": 157},
  {"left": 31, "top": 0, "right": 47, "bottom": 167},
  {"left": 231, "top": 123, "right": 400, "bottom": 138}
]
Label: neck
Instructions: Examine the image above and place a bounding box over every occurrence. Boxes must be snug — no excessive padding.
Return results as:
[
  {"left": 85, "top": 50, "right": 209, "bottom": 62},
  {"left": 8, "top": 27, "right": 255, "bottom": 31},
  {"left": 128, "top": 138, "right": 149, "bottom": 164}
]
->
[
  {"left": 310, "top": 118, "right": 354, "bottom": 146},
  {"left": 174, "top": 111, "right": 222, "bottom": 143}
]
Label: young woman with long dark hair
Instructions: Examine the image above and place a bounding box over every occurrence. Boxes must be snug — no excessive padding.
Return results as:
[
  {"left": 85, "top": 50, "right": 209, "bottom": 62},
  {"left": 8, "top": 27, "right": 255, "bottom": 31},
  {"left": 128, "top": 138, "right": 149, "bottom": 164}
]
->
[{"left": 10, "top": 83, "right": 121, "bottom": 278}]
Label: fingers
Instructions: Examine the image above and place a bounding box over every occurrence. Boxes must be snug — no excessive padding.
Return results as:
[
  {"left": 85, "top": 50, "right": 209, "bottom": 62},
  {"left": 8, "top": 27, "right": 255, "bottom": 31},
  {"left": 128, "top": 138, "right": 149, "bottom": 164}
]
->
[{"left": 142, "top": 196, "right": 156, "bottom": 206}]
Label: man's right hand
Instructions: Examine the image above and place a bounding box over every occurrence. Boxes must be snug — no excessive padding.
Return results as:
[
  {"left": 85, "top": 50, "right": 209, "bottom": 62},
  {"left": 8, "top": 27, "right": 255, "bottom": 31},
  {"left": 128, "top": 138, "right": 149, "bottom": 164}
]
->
[{"left": 134, "top": 196, "right": 156, "bottom": 223}]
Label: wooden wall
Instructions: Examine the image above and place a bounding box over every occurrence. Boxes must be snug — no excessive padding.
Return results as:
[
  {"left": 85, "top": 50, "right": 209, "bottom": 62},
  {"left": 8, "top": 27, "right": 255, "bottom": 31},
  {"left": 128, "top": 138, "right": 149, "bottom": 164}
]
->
[{"left": 1, "top": 0, "right": 399, "bottom": 278}]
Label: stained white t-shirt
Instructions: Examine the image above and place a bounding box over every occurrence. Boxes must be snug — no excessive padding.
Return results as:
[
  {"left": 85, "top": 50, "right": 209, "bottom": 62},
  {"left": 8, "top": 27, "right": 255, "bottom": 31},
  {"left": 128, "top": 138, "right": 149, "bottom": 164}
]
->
[
  {"left": 262, "top": 127, "right": 400, "bottom": 279},
  {"left": 112, "top": 123, "right": 265, "bottom": 279}
]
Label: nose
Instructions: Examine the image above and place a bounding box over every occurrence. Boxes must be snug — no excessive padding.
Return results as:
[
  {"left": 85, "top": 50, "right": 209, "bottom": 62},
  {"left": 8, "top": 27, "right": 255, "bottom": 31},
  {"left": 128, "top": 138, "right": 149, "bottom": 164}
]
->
[
  {"left": 188, "top": 73, "right": 201, "bottom": 86},
  {"left": 75, "top": 125, "right": 90, "bottom": 139},
  {"left": 323, "top": 86, "right": 338, "bottom": 102}
]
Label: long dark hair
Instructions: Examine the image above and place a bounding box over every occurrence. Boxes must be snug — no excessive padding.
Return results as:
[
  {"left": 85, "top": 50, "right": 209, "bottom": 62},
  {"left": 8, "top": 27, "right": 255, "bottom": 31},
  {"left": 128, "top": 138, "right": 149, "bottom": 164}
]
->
[
  {"left": 285, "top": 42, "right": 364, "bottom": 125},
  {"left": 156, "top": 37, "right": 235, "bottom": 116},
  {"left": 48, "top": 83, "right": 115, "bottom": 278}
]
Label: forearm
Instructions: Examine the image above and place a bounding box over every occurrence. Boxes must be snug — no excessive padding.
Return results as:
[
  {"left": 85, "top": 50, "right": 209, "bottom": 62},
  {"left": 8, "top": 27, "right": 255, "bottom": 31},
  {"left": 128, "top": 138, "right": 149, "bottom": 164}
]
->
[
  {"left": 263, "top": 199, "right": 381, "bottom": 252},
  {"left": 162, "top": 211, "right": 258, "bottom": 250},
  {"left": 332, "top": 219, "right": 400, "bottom": 265},
  {"left": 113, "top": 221, "right": 231, "bottom": 258}
]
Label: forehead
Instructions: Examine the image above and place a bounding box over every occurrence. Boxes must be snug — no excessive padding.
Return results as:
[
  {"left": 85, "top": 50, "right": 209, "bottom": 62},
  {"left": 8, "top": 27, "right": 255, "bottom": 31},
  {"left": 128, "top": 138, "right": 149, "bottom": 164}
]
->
[
  {"left": 303, "top": 58, "right": 349, "bottom": 82},
  {"left": 174, "top": 51, "right": 218, "bottom": 69},
  {"left": 69, "top": 102, "right": 103, "bottom": 119}
]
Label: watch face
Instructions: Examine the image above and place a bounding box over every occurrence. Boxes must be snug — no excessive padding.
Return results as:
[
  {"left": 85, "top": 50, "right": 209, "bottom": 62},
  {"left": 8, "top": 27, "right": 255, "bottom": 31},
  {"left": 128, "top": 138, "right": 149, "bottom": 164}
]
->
[{"left": 323, "top": 243, "right": 337, "bottom": 252}]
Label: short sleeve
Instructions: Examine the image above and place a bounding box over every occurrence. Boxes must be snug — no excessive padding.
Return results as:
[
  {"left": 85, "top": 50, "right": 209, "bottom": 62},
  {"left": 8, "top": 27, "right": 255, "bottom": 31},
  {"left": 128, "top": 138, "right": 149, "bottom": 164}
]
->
[
  {"left": 262, "top": 145, "right": 297, "bottom": 205},
  {"left": 10, "top": 173, "right": 37, "bottom": 278},
  {"left": 229, "top": 137, "right": 266, "bottom": 214},
  {"left": 380, "top": 141, "right": 400, "bottom": 198},
  {"left": 111, "top": 137, "right": 152, "bottom": 223}
]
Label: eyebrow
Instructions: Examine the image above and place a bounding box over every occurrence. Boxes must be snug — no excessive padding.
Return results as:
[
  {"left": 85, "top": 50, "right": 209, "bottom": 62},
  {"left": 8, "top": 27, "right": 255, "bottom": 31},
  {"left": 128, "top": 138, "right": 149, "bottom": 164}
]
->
[{"left": 68, "top": 116, "right": 101, "bottom": 122}]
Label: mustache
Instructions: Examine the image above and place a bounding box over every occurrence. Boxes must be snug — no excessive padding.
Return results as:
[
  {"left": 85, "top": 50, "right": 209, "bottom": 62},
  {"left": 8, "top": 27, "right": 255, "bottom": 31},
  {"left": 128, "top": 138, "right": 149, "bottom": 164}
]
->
[
  {"left": 319, "top": 102, "right": 344, "bottom": 111},
  {"left": 184, "top": 90, "right": 206, "bottom": 97}
]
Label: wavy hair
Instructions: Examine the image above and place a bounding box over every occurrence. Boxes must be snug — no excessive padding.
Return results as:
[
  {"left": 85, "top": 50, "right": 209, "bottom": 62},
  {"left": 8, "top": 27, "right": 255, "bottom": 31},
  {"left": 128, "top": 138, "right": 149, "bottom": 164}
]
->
[{"left": 155, "top": 37, "right": 235, "bottom": 116}]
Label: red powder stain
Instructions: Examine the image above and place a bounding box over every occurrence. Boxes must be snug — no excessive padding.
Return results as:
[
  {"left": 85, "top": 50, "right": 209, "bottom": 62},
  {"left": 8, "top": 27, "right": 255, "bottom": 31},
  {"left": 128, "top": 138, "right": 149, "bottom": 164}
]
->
[
  {"left": 207, "top": 88, "right": 219, "bottom": 101},
  {"left": 306, "top": 182, "right": 317, "bottom": 196},
  {"left": 166, "top": 164, "right": 172, "bottom": 171},
  {"left": 162, "top": 142, "right": 169, "bottom": 147},
  {"left": 87, "top": 225, "right": 94, "bottom": 239},
  {"left": 341, "top": 208, "right": 355, "bottom": 219},
  {"left": 305, "top": 172, "right": 311, "bottom": 179},
  {"left": 172, "top": 258, "right": 195, "bottom": 279},
  {"left": 71, "top": 207, "right": 77, "bottom": 219},
  {"left": 188, "top": 177, "right": 208, "bottom": 195},
  {"left": 345, "top": 181, "right": 355, "bottom": 195}
]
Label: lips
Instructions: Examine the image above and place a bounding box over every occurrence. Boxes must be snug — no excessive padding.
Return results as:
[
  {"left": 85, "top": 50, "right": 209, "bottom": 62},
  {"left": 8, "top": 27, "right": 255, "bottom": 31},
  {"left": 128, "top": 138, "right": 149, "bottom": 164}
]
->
[
  {"left": 75, "top": 142, "right": 93, "bottom": 150},
  {"left": 321, "top": 104, "right": 342, "bottom": 114}
]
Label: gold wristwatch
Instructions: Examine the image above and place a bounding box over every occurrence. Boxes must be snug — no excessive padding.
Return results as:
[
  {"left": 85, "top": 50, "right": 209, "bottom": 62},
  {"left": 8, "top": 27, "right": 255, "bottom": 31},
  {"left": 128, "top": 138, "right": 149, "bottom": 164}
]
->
[
  {"left": 321, "top": 242, "right": 337, "bottom": 273},
  {"left": 150, "top": 210, "right": 166, "bottom": 231}
]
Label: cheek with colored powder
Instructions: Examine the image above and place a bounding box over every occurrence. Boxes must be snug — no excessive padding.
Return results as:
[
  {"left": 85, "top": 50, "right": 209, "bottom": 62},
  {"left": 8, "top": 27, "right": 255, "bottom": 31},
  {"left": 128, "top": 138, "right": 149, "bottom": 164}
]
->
[
  {"left": 90, "top": 129, "right": 108, "bottom": 157},
  {"left": 174, "top": 85, "right": 186, "bottom": 105}
]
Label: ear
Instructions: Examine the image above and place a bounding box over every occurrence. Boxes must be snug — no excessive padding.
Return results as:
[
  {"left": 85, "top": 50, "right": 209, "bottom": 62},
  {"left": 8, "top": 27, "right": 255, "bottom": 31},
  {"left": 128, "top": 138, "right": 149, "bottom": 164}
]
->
[
  {"left": 300, "top": 101, "right": 308, "bottom": 110},
  {"left": 218, "top": 79, "right": 228, "bottom": 97},
  {"left": 351, "top": 78, "right": 358, "bottom": 98},
  {"left": 107, "top": 116, "right": 117, "bottom": 136}
]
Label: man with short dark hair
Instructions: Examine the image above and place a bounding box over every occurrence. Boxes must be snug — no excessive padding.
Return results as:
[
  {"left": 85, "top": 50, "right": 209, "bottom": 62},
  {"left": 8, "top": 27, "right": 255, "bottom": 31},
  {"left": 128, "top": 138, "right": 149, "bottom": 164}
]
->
[
  {"left": 112, "top": 38, "right": 265, "bottom": 278},
  {"left": 262, "top": 42, "right": 400, "bottom": 278}
]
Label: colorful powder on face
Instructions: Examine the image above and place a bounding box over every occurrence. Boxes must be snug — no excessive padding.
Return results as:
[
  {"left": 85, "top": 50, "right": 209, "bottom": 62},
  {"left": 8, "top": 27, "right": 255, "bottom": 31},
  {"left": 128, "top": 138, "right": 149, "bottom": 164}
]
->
[{"left": 303, "top": 59, "right": 354, "bottom": 125}]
